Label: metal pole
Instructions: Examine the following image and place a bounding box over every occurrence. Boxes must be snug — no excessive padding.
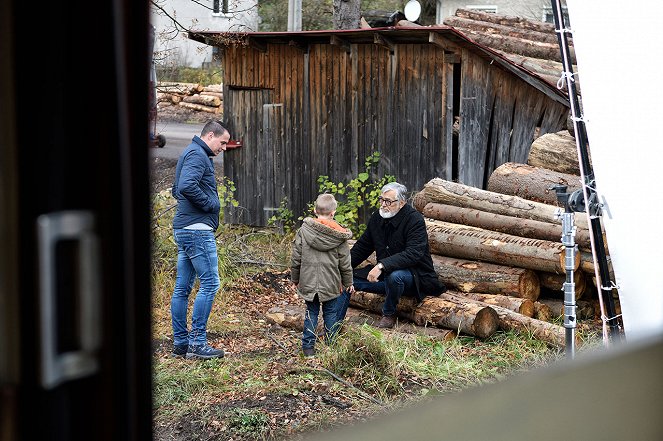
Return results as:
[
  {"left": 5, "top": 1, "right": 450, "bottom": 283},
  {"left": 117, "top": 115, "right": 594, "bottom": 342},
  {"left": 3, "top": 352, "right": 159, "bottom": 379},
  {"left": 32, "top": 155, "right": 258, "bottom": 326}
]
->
[{"left": 554, "top": 185, "right": 577, "bottom": 359}]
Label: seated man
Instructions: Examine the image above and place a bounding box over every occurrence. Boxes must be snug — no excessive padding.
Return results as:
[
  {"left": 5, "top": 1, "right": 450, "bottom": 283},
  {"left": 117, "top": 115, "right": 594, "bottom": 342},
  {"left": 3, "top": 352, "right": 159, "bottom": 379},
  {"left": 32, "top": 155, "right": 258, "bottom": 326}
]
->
[{"left": 336, "top": 182, "right": 446, "bottom": 328}]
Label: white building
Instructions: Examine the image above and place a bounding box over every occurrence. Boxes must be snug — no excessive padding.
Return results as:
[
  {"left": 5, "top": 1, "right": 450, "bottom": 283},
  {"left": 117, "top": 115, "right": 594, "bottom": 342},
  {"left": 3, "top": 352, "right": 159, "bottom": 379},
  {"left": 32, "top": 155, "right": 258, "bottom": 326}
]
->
[{"left": 151, "top": 0, "right": 259, "bottom": 67}]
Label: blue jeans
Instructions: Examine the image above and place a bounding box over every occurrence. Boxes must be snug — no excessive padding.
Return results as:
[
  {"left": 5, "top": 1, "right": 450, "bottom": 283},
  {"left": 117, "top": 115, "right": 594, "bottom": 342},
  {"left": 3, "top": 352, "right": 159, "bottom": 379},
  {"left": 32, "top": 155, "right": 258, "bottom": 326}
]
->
[
  {"left": 171, "top": 229, "right": 221, "bottom": 346},
  {"left": 336, "top": 269, "right": 416, "bottom": 321},
  {"left": 302, "top": 295, "right": 339, "bottom": 349}
]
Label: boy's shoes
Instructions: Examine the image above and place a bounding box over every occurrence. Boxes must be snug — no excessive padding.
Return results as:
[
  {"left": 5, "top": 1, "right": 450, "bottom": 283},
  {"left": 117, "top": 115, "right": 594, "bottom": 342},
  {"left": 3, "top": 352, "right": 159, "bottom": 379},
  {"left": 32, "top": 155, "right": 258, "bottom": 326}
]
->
[
  {"left": 302, "top": 347, "right": 316, "bottom": 358},
  {"left": 376, "top": 315, "right": 396, "bottom": 329},
  {"left": 186, "top": 344, "right": 225, "bottom": 360},
  {"left": 172, "top": 344, "right": 188, "bottom": 358}
]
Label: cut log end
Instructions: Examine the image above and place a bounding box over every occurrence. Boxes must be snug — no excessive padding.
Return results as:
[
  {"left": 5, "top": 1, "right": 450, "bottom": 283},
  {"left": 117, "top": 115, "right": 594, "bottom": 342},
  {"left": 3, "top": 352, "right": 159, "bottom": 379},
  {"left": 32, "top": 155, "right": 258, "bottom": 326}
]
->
[
  {"left": 473, "top": 307, "right": 500, "bottom": 339},
  {"left": 519, "top": 270, "right": 541, "bottom": 301}
]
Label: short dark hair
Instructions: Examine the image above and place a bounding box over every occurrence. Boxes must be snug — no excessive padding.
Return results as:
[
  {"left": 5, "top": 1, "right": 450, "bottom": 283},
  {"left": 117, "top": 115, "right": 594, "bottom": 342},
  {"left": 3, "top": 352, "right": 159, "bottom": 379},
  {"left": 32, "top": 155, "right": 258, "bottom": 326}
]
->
[{"left": 201, "top": 120, "right": 229, "bottom": 137}]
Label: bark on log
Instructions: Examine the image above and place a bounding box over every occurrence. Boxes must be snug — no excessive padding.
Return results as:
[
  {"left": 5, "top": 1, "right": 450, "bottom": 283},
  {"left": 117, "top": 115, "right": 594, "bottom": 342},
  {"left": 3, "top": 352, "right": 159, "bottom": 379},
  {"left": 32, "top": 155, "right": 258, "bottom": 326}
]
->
[
  {"left": 349, "top": 290, "right": 499, "bottom": 339},
  {"left": 539, "top": 271, "right": 587, "bottom": 300},
  {"left": 202, "top": 84, "right": 224, "bottom": 93},
  {"left": 447, "top": 27, "right": 574, "bottom": 64},
  {"left": 182, "top": 94, "right": 222, "bottom": 107},
  {"left": 455, "top": 292, "right": 534, "bottom": 317},
  {"left": 443, "top": 292, "right": 569, "bottom": 348},
  {"left": 536, "top": 298, "right": 597, "bottom": 320},
  {"left": 455, "top": 8, "right": 558, "bottom": 34},
  {"left": 157, "top": 82, "right": 204, "bottom": 94},
  {"left": 421, "top": 178, "right": 589, "bottom": 230},
  {"left": 345, "top": 309, "right": 456, "bottom": 341},
  {"left": 431, "top": 254, "right": 540, "bottom": 300},
  {"left": 443, "top": 16, "right": 559, "bottom": 45},
  {"left": 422, "top": 202, "right": 592, "bottom": 249},
  {"left": 528, "top": 130, "right": 589, "bottom": 175},
  {"left": 486, "top": 162, "right": 582, "bottom": 207},
  {"left": 157, "top": 92, "right": 182, "bottom": 104},
  {"left": 179, "top": 102, "right": 222, "bottom": 114},
  {"left": 426, "top": 219, "right": 579, "bottom": 274}
]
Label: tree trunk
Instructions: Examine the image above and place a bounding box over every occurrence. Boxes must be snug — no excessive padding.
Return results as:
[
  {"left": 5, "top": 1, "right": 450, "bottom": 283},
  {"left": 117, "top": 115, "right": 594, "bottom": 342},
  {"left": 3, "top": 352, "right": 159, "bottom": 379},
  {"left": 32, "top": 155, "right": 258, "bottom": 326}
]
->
[
  {"left": 333, "top": 0, "right": 360, "bottom": 29},
  {"left": 443, "top": 16, "right": 559, "bottom": 45},
  {"left": 430, "top": 254, "right": 540, "bottom": 300},
  {"left": 454, "top": 7, "right": 558, "bottom": 34},
  {"left": 528, "top": 130, "right": 589, "bottom": 175},
  {"left": 349, "top": 290, "right": 499, "bottom": 339},
  {"left": 420, "top": 178, "right": 589, "bottom": 230},
  {"left": 443, "top": 293, "right": 570, "bottom": 348},
  {"left": 199, "top": 91, "right": 223, "bottom": 99},
  {"left": 446, "top": 27, "right": 574, "bottom": 64},
  {"left": 182, "top": 94, "right": 222, "bottom": 107},
  {"left": 454, "top": 292, "right": 535, "bottom": 317},
  {"left": 422, "top": 202, "right": 592, "bottom": 249},
  {"left": 426, "top": 219, "right": 579, "bottom": 274},
  {"left": 202, "top": 84, "right": 224, "bottom": 93},
  {"left": 539, "top": 271, "right": 587, "bottom": 300},
  {"left": 486, "top": 162, "right": 582, "bottom": 207},
  {"left": 178, "top": 102, "right": 222, "bottom": 114}
]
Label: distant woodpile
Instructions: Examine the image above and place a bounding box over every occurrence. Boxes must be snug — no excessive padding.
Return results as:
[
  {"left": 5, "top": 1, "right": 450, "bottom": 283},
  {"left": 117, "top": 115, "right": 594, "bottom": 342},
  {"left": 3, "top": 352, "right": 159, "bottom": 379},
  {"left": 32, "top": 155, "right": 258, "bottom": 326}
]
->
[
  {"left": 266, "top": 128, "right": 616, "bottom": 349},
  {"left": 156, "top": 82, "right": 223, "bottom": 115}
]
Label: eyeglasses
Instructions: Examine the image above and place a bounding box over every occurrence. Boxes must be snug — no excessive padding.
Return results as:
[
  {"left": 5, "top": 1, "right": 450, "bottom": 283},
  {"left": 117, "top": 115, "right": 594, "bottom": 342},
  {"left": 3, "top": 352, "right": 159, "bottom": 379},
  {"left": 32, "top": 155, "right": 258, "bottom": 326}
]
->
[{"left": 378, "top": 196, "right": 398, "bottom": 206}]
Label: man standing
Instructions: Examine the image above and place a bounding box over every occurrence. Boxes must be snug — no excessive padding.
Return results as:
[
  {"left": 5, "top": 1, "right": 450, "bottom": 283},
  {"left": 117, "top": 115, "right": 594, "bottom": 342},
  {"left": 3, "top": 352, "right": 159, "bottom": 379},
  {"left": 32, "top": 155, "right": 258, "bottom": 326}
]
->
[
  {"left": 170, "top": 120, "right": 230, "bottom": 359},
  {"left": 336, "top": 182, "right": 445, "bottom": 328}
]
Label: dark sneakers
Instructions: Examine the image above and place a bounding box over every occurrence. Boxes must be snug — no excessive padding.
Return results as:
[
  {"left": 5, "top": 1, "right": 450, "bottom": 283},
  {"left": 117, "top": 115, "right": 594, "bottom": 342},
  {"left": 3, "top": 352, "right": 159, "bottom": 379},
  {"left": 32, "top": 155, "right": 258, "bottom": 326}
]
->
[
  {"left": 186, "top": 344, "right": 225, "bottom": 360},
  {"left": 302, "top": 347, "right": 316, "bottom": 358},
  {"left": 172, "top": 344, "right": 188, "bottom": 358},
  {"left": 376, "top": 315, "right": 397, "bottom": 329}
]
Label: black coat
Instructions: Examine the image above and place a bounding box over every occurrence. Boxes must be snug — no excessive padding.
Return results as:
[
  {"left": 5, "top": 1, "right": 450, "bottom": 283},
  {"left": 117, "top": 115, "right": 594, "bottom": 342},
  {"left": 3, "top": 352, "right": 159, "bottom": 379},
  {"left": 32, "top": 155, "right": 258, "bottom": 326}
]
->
[{"left": 351, "top": 204, "right": 445, "bottom": 301}]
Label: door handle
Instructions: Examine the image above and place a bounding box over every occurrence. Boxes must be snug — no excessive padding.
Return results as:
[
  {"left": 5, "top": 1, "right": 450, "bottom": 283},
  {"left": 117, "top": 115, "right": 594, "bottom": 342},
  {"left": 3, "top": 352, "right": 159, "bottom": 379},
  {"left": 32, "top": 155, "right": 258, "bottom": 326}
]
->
[{"left": 37, "top": 211, "right": 101, "bottom": 389}]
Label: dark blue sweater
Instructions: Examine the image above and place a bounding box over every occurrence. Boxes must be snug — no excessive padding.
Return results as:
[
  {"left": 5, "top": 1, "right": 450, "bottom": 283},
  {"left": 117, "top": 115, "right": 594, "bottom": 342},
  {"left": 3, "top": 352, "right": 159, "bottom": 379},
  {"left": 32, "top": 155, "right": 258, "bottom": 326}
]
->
[{"left": 171, "top": 136, "right": 220, "bottom": 231}]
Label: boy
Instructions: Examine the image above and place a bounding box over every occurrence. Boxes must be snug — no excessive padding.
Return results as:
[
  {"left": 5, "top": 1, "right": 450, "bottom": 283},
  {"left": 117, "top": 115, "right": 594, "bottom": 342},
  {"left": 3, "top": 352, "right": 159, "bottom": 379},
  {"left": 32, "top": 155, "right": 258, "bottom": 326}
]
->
[{"left": 291, "top": 194, "right": 354, "bottom": 357}]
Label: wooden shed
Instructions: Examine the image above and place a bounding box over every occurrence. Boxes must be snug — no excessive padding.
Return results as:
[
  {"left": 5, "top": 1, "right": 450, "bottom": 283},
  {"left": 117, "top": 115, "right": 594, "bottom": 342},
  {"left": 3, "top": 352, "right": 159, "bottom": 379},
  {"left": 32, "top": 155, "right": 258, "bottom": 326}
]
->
[{"left": 189, "top": 26, "right": 569, "bottom": 226}]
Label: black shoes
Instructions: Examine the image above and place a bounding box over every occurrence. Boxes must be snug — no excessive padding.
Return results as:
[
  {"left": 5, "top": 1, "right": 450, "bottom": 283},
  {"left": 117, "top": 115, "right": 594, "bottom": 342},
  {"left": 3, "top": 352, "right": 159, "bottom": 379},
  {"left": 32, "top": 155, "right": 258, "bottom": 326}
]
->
[
  {"left": 302, "top": 347, "right": 316, "bottom": 358},
  {"left": 172, "top": 344, "right": 188, "bottom": 358}
]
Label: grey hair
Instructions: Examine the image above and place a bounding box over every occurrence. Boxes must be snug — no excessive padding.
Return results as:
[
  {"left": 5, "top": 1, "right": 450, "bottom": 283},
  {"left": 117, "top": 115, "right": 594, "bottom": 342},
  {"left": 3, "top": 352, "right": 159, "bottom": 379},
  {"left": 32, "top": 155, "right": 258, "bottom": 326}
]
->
[{"left": 381, "top": 182, "right": 408, "bottom": 201}]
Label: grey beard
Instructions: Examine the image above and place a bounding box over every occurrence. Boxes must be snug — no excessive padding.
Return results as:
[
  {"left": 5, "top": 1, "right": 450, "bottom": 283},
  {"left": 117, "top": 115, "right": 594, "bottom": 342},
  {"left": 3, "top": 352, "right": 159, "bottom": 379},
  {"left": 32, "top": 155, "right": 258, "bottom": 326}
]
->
[{"left": 379, "top": 208, "right": 396, "bottom": 219}]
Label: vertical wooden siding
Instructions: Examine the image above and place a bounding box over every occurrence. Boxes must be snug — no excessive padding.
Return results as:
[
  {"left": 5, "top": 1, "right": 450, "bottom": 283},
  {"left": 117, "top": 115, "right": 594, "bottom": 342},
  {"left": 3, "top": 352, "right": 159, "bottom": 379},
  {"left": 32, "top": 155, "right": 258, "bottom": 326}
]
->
[{"left": 221, "top": 40, "right": 566, "bottom": 226}]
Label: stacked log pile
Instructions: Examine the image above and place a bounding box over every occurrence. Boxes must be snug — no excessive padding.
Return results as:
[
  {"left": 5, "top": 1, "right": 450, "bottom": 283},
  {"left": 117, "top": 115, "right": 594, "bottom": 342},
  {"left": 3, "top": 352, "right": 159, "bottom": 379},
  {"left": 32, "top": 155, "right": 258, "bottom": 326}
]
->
[
  {"left": 156, "top": 82, "right": 223, "bottom": 114},
  {"left": 442, "top": 8, "right": 580, "bottom": 93}
]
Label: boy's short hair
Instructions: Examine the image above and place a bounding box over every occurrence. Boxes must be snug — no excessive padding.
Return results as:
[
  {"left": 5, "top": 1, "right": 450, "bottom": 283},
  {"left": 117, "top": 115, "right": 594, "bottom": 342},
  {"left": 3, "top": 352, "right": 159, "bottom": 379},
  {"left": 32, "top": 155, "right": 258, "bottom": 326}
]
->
[{"left": 315, "top": 193, "right": 337, "bottom": 215}]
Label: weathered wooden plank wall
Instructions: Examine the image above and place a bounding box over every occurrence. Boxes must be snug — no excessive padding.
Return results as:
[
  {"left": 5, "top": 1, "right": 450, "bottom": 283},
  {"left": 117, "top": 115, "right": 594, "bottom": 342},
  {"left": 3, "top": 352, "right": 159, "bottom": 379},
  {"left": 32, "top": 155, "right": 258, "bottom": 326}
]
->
[{"left": 220, "top": 41, "right": 567, "bottom": 226}]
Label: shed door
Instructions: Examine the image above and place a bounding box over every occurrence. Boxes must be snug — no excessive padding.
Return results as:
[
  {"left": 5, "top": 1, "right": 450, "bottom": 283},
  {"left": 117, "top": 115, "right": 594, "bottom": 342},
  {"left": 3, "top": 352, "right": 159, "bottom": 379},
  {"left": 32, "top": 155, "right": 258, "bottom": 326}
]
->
[{"left": 223, "top": 89, "right": 284, "bottom": 226}]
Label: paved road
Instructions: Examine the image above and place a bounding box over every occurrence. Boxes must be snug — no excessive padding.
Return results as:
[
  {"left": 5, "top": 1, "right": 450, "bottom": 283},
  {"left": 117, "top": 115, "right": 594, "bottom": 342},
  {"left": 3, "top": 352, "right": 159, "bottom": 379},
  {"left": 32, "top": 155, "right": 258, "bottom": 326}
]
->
[{"left": 150, "top": 121, "right": 206, "bottom": 161}]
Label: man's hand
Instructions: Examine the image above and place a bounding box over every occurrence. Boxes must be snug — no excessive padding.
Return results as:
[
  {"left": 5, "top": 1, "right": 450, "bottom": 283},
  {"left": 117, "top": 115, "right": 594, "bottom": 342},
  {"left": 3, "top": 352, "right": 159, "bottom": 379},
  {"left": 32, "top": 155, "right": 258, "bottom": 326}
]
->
[{"left": 367, "top": 265, "right": 382, "bottom": 283}]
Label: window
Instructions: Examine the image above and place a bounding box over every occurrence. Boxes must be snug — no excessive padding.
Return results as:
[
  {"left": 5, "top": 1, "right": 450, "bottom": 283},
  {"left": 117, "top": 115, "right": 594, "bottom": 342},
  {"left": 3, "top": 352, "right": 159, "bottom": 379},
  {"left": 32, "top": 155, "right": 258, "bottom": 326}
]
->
[
  {"left": 543, "top": 6, "right": 569, "bottom": 24},
  {"left": 212, "top": 0, "right": 229, "bottom": 16},
  {"left": 466, "top": 4, "right": 498, "bottom": 13}
]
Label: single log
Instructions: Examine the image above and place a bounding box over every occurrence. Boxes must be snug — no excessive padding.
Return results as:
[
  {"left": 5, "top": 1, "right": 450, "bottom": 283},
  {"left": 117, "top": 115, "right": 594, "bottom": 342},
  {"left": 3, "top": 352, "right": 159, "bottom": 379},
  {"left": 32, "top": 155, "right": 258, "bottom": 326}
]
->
[
  {"left": 178, "top": 102, "right": 222, "bottom": 114},
  {"left": 265, "top": 305, "right": 305, "bottom": 331},
  {"left": 422, "top": 202, "right": 592, "bottom": 249},
  {"left": 431, "top": 254, "right": 540, "bottom": 300},
  {"left": 487, "top": 162, "right": 582, "bottom": 207},
  {"left": 539, "top": 271, "right": 587, "bottom": 300},
  {"left": 426, "top": 219, "right": 579, "bottom": 274},
  {"left": 157, "top": 92, "right": 182, "bottom": 104},
  {"left": 182, "top": 94, "right": 222, "bottom": 107},
  {"left": 447, "top": 27, "right": 574, "bottom": 64},
  {"left": 443, "top": 292, "right": 570, "bottom": 348},
  {"left": 498, "top": 51, "right": 581, "bottom": 94},
  {"left": 528, "top": 130, "right": 590, "bottom": 175},
  {"left": 200, "top": 91, "right": 224, "bottom": 99},
  {"left": 349, "top": 290, "right": 499, "bottom": 339},
  {"left": 421, "top": 178, "right": 589, "bottom": 230},
  {"left": 157, "top": 82, "right": 204, "bottom": 94},
  {"left": 455, "top": 292, "right": 534, "bottom": 317},
  {"left": 536, "top": 298, "right": 597, "bottom": 320},
  {"left": 443, "top": 16, "right": 559, "bottom": 45},
  {"left": 533, "top": 302, "right": 553, "bottom": 322},
  {"left": 202, "top": 84, "right": 224, "bottom": 93},
  {"left": 455, "top": 8, "right": 558, "bottom": 34}
]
